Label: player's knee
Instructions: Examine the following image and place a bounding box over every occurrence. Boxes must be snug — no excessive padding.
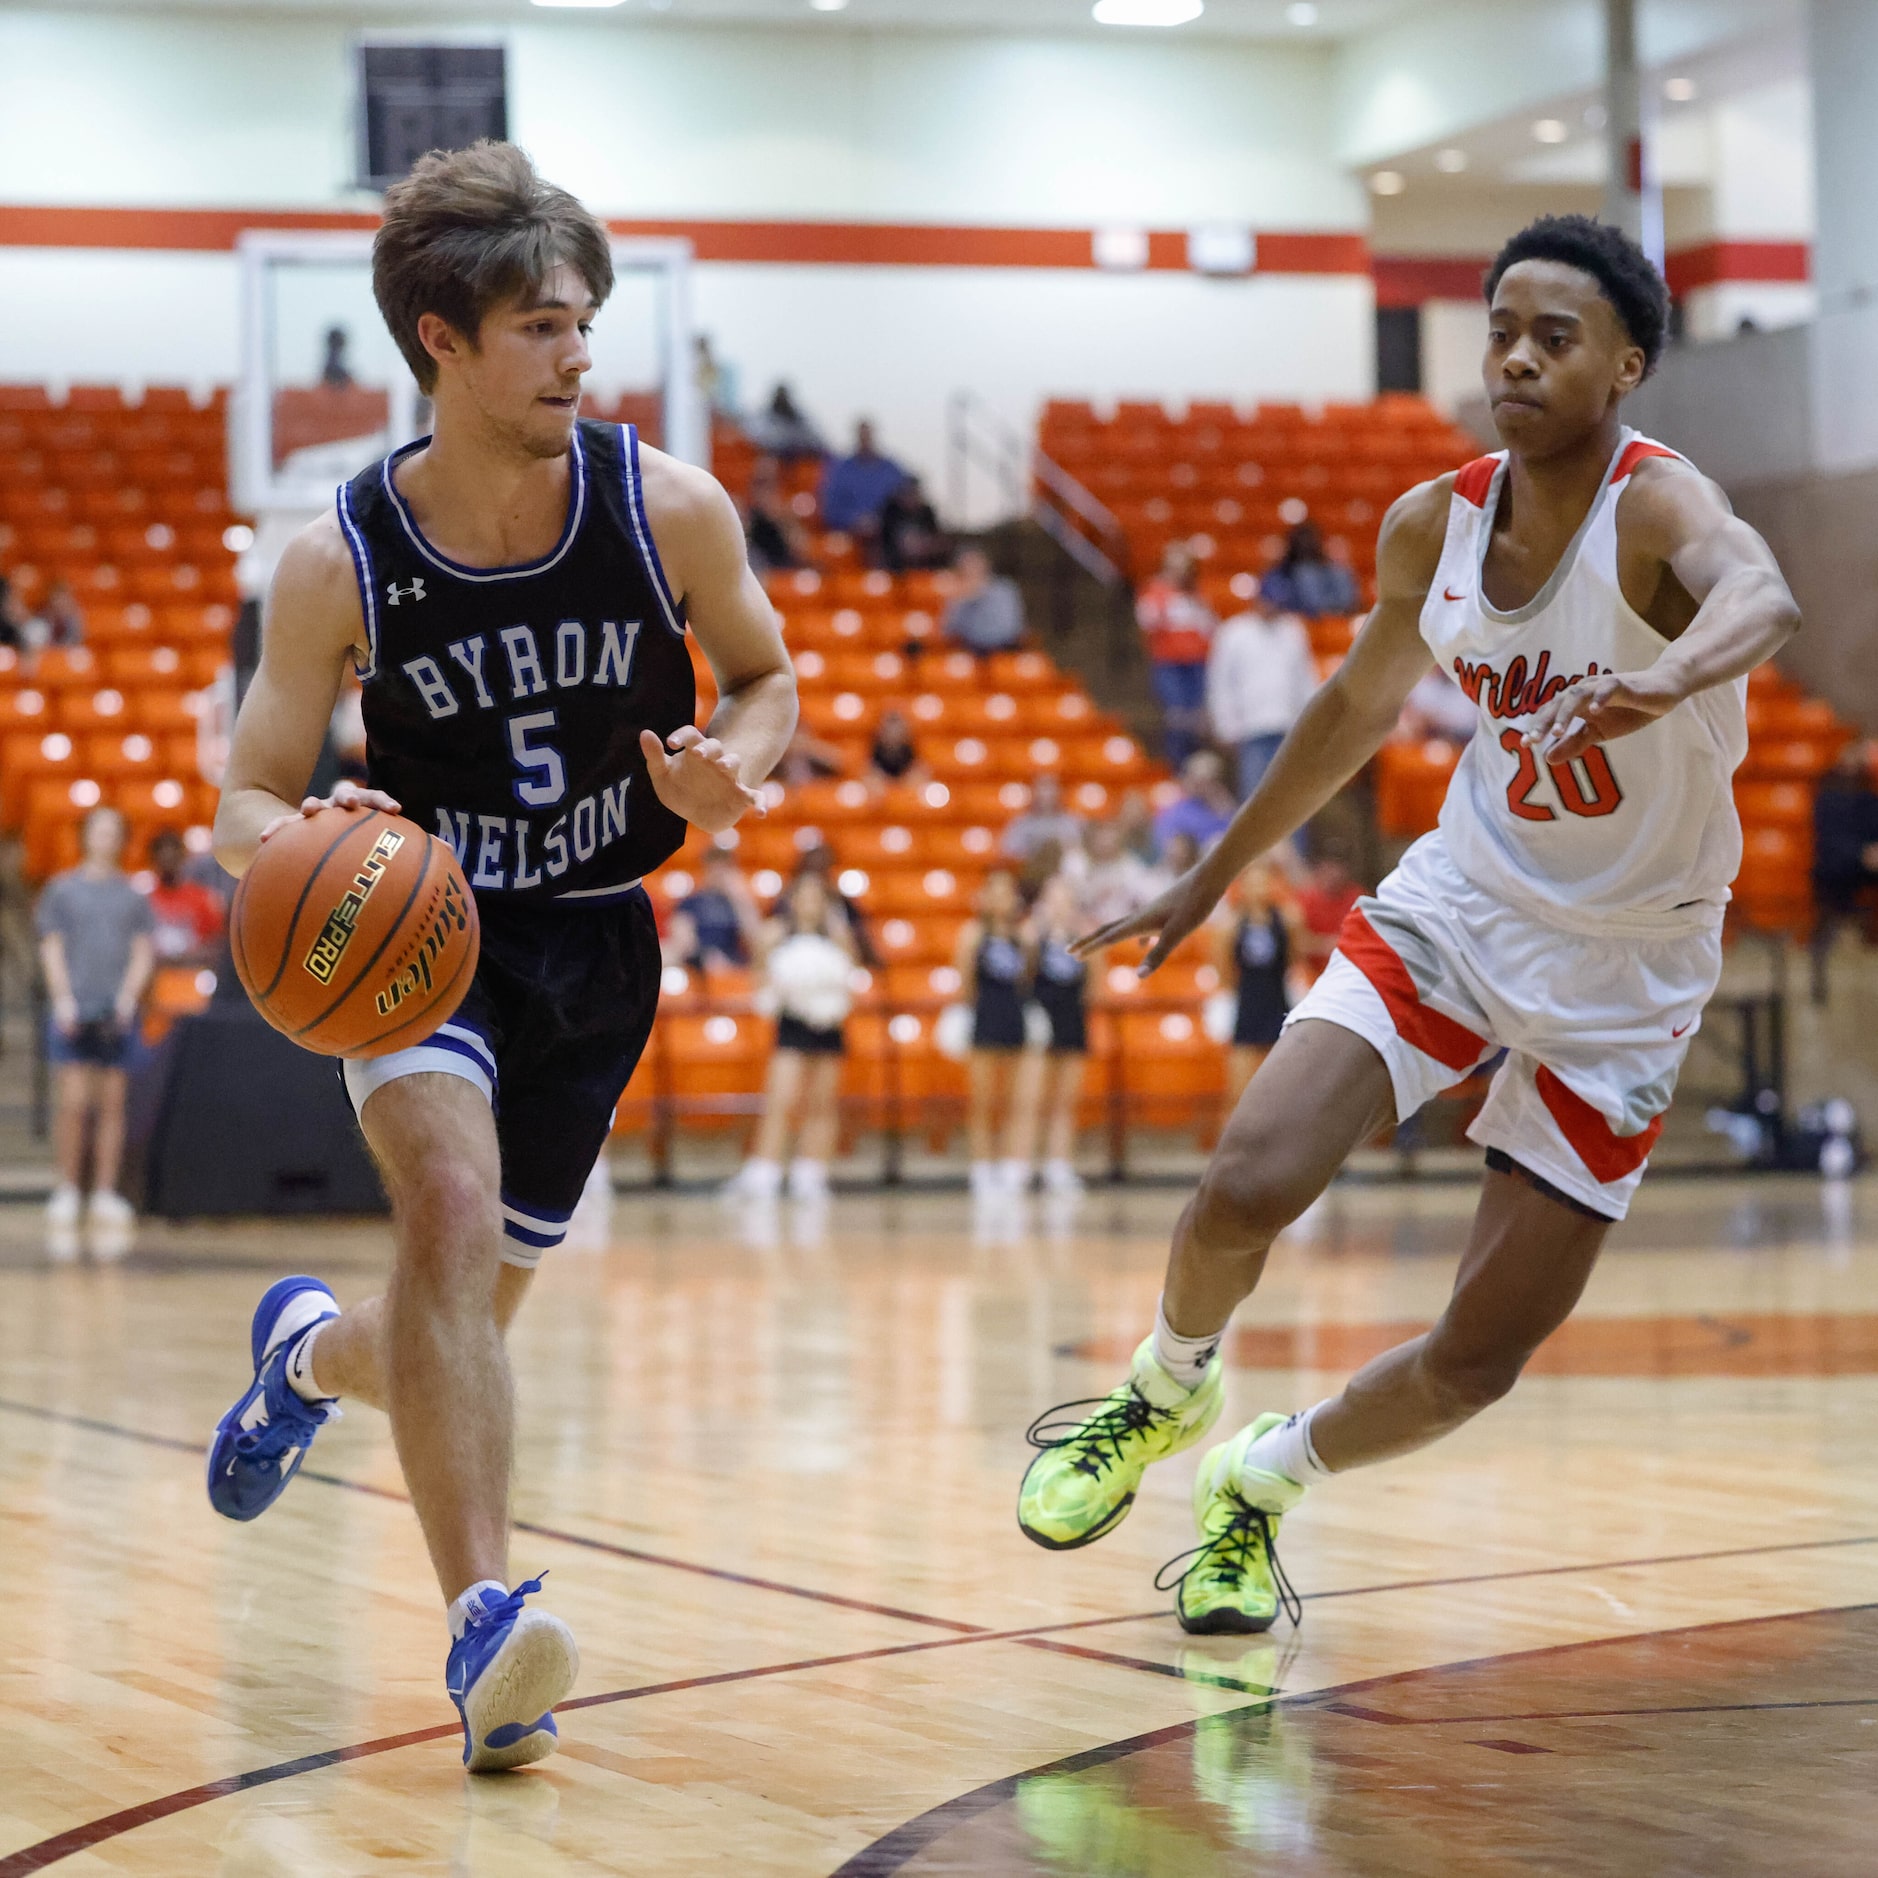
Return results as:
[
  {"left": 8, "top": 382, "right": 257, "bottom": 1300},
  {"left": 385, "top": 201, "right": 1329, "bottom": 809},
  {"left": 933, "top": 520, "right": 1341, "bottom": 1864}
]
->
[
  {"left": 1190, "top": 1142, "right": 1316, "bottom": 1254},
  {"left": 1420, "top": 1331, "right": 1527, "bottom": 1416},
  {"left": 391, "top": 1161, "right": 499, "bottom": 1266}
]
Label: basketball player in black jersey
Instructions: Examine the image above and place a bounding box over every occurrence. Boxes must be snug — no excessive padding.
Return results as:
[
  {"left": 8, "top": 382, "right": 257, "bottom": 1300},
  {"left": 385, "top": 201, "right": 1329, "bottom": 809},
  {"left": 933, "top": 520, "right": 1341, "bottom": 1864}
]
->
[{"left": 204, "top": 143, "right": 796, "bottom": 1772}]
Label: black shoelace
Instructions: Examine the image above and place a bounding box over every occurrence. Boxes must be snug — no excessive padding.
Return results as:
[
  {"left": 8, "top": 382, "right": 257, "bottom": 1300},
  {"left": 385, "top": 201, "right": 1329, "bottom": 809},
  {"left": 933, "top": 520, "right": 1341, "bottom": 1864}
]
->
[
  {"left": 1025, "top": 1386, "right": 1169, "bottom": 1480},
  {"left": 1155, "top": 1493, "right": 1303, "bottom": 1629}
]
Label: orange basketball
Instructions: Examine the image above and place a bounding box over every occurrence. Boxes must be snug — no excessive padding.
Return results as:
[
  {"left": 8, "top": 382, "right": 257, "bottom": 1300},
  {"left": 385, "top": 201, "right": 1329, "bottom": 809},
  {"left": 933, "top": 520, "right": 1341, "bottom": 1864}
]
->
[{"left": 230, "top": 807, "right": 480, "bottom": 1059}]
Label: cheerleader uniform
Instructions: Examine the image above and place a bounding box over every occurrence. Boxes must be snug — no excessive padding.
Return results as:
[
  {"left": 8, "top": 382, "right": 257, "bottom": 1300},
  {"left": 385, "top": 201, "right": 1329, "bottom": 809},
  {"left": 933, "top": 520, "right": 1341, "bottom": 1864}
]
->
[
  {"left": 1233, "top": 907, "right": 1290, "bottom": 1048},
  {"left": 1032, "top": 938, "right": 1088, "bottom": 1054},
  {"left": 972, "top": 932, "right": 1030, "bottom": 1050}
]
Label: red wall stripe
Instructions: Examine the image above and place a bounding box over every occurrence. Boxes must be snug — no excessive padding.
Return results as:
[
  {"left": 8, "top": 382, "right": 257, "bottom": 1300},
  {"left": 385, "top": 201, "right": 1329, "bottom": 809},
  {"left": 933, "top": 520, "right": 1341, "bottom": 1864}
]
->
[
  {"left": 1376, "top": 241, "right": 1812, "bottom": 308},
  {"left": 0, "top": 203, "right": 1369, "bottom": 275}
]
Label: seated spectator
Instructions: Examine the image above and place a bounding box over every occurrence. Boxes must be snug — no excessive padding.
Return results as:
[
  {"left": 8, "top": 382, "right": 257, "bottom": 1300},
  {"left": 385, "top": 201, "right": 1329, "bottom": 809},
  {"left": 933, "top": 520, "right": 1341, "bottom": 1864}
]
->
[
  {"left": 879, "top": 476, "right": 949, "bottom": 572},
  {"left": 774, "top": 726, "right": 849, "bottom": 789},
  {"left": 819, "top": 420, "right": 909, "bottom": 549},
  {"left": 1297, "top": 852, "right": 1362, "bottom": 973},
  {"left": 665, "top": 846, "right": 763, "bottom": 973},
  {"left": 1153, "top": 751, "right": 1236, "bottom": 854},
  {"left": 746, "top": 381, "right": 825, "bottom": 460},
  {"left": 0, "top": 586, "right": 28, "bottom": 651},
  {"left": 866, "top": 708, "right": 928, "bottom": 790},
  {"left": 942, "top": 546, "right": 1025, "bottom": 656},
  {"left": 37, "top": 805, "right": 155, "bottom": 1234},
  {"left": 744, "top": 455, "right": 810, "bottom": 575},
  {"left": 1206, "top": 579, "right": 1317, "bottom": 799},
  {"left": 1115, "top": 788, "right": 1158, "bottom": 863},
  {"left": 145, "top": 829, "right": 225, "bottom": 965},
  {"left": 1810, "top": 742, "right": 1878, "bottom": 1002},
  {"left": 1137, "top": 541, "right": 1217, "bottom": 767},
  {"left": 1001, "top": 772, "right": 1083, "bottom": 863},
  {"left": 1074, "top": 817, "right": 1165, "bottom": 929},
  {"left": 1260, "top": 520, "right": 1361, "bottom": 619},
  {"left": 39, "top": 579, "right": 84, "bottom": 650},
  {"left": 1398, "top": 665, "right": 1477, "bottom": 744}
]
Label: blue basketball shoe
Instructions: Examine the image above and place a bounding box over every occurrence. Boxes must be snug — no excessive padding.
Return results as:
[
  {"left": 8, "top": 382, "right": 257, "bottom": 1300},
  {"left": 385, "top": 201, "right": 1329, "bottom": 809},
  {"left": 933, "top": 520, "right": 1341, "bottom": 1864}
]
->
[
  {"left": 447, "top": 1576, "right": 580, "bottom": 1773},
  {"left": 207, "top": 1275, "right": 341, "bottom": 1521}
]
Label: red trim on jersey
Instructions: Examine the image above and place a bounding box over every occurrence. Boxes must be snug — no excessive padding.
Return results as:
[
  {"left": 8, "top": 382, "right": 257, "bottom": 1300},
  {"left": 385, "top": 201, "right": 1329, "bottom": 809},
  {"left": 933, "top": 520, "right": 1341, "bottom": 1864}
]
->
[
  {"left": 1535, "top": 1066, "right": 1663, "bottom": 1182},
  {"left": 1452, "top": 457, "right": 1499, "bottom": 508},
  {"left": 1336, "top": 910, "right": 1491, "bottom": 1071},
  {"left": 1613, "top": 439, "right": 1680, "bottom": 484}
]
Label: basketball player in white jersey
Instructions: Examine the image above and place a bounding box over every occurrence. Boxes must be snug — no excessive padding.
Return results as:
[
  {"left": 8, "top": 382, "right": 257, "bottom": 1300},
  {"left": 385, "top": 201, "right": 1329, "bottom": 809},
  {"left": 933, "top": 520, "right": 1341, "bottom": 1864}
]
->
[{"left": 1017, "top": 215, "right": 1800, "bottom": 1631}]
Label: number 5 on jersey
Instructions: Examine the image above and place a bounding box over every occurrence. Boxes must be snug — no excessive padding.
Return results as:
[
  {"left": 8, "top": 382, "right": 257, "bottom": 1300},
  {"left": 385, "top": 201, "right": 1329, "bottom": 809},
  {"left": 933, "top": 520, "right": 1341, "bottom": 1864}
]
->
[
  {"left": 509, "top": 710, "right": 567, "bottom": 807},
  {"left": 1498, "top": 728, "right": 1622, "bottom": 821}
]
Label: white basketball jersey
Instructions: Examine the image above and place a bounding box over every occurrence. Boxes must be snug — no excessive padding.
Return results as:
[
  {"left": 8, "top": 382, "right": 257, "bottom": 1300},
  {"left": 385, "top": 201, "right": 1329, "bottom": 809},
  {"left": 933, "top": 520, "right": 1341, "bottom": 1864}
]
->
[{"left": 1423, "top": 428, "right": 1747, "bottom": 937}]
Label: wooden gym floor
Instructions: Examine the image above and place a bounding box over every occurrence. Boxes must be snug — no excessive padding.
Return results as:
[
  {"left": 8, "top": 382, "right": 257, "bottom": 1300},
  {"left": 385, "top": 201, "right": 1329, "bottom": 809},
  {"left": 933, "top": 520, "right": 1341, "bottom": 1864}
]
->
[{"left": 2, "top": 1172, "right": 1876, "bottom": 1875}]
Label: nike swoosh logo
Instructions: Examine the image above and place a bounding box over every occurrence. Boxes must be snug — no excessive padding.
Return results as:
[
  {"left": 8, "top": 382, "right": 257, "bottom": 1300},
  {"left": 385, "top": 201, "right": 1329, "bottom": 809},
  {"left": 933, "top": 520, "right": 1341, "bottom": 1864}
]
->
[
  {"left": 1443, "top": 586, "right": 1466, "bottom": 602},
  {"left": 1672, "top": 1021, "right": 1692, "bottom": 1038}
]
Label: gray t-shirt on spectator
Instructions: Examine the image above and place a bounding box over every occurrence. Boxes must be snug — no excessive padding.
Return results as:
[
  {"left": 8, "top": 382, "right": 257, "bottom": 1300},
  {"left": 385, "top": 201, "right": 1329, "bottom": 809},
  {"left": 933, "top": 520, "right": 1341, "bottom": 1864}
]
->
[
  {"left": 36, "top": 870, "right": 154, "bottom": 1021},
  {"left": 943, "top": 579, "right": 1025, "bottom": 652}
]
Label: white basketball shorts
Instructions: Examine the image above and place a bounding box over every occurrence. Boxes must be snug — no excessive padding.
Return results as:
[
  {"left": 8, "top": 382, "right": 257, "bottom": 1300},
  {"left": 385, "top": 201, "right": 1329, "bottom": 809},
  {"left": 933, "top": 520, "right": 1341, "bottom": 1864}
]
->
[{"left": 1285, "top": 833, "right": 1722, "bottom": 1220}]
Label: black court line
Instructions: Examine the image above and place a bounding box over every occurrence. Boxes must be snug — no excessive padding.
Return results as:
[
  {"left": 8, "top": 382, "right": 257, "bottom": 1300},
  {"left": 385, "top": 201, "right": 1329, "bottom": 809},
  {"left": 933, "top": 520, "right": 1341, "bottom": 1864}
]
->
[{"left": 828, "top": 1600, "right": 1878, "bottom": 1877}]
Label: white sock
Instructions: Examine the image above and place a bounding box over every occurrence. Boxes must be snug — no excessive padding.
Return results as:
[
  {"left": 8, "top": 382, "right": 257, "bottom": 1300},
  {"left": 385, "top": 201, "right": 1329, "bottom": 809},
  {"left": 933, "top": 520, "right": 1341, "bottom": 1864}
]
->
[
  {"left": 284, "top": 1322, "right": 336, "bottom": 1404},
  {"left": 1151, "top": 1301, "right": 1224, "bottom": 1392},
  {"left": 448, "top": 1579, "right": 509, "bottom": 1640},
  {"left": 1237, "top": 1401, "right": 1336, "bottom": 1491}
]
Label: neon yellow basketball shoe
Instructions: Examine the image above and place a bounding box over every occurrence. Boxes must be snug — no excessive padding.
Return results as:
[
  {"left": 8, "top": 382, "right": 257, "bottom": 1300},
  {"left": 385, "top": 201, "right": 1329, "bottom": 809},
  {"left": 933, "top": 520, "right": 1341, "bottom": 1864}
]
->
[
  {"left": 1160, "top": 1414, "right": 1305, "bottom": 1635},
  {"left": 1017, "top": 1337, "right": 1224, "bottom": 1551}
]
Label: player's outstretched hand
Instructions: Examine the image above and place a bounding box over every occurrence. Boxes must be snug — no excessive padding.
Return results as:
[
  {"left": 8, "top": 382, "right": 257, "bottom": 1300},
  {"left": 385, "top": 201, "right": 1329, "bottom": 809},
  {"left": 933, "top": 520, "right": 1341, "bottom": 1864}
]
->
[
  {"left": 258, "top": 778, "right": 401, "bottom": 845},
  {"left": 1524, "top": 667, "right": 1683, "bottom": 767},
  {"left": 1070, "top": 863, "right": 1224, "bottom": 978},
  {"left": 641, "top": 726, "right": 765, "bottom": 835}
]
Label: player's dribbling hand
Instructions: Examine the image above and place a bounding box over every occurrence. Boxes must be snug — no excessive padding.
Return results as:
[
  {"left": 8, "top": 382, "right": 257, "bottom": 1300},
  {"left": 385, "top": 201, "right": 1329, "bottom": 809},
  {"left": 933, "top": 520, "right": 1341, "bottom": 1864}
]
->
[
  {"left": 1070, "top": 864, "right": 1224, "bottom": 978},
  {"left": 257, "top": 779, "right": 402, "bottom": 845},
  {"left": 640, "top": 726, "right": 765, "bottom": 835},
  {"left": 1524, "top": 668, "right": 1682, "bottom": 767}
]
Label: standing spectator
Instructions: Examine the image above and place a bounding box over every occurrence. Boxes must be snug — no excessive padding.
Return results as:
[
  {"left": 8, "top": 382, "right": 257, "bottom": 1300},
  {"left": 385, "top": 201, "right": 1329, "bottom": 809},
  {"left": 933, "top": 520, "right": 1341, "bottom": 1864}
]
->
[
  {"left": 1207, "top": 580, "right": 1318, "bottom": 799},
  {"left": 1214, "top": 862, "right": 1307, "bottom": 1107},
  {"left": 743, "top": 455, "right": 810, "bottom": 575},
  {"left": 942, "top": 546, "right": 1026, "bottom": 656},
  {"left": 878, "top": 476, "right": 949, "bottom": 572},
  {"left": 866, "top": 708, "right": 928, "bottom": 791},
  {"left": 694, "top": 333, "right": 740, "bottom": 419},
  {"left": 664, "top": 846, "right": 763, "bottom": 974},
  {"left": 818, "top": 419, "right": 909, "bottom": 552},
  {"left": 1296, "top": 851, "right": 1362, "bottom": 978},
  {"left": 1259, "top": 520, "right": 1361, "bottom": 618},
  {"left": 1810, "top": 743, "right": 1878, "bottom": 1003},
  {"left": 1152, "top": 751, "right": 1236, "bottom": 855},
  {"left": 1074, "top": 818, "right": 1163, "bottom": 930},
  {"left": 319, "top": 326, "right": 355, "bottom": 389},
  {"left": 40, "top": 579, "right": 85, "bottom": 650},
  {"left": 1025, "top": 872, "right": 1089, "bottom": 1194},
  {"left": 746, "top": 382, "right": 826, "bottom": 460},
  {"left": 957, "top": 869, "right": 1035, "bottom": 1200},
  {"left": 725, "top": 875, "right": 857, "bottom": 1202},
  {"left": 1136, "top": 541, "right": 1216, "bottom": 767},
  {"left": 37, "top": 805, "right": 155, "bottom": 1233},
  {"left": 145, "top": 828, "right": 225, "bottom": 965},
  {"left": 1000, "top": 772, "right": 1083, "bottom": 863}
]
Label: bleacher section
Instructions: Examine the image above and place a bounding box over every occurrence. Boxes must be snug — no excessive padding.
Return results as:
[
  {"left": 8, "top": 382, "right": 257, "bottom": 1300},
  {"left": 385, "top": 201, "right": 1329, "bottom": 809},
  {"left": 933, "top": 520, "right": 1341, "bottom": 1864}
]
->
[{"left": 0, "top": 386, "right": 1861, "bottom": 1175}]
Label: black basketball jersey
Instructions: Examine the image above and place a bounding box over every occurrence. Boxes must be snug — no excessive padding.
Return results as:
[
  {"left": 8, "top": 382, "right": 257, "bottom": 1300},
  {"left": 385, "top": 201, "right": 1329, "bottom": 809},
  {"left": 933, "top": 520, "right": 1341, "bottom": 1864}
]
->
[{"left": 336, "top": 421, "right": 695, "bottom": 904}]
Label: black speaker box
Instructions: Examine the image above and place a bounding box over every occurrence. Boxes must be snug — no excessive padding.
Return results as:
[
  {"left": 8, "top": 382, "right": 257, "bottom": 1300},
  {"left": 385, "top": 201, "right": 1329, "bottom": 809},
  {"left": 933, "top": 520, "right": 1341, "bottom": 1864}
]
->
[{"left": 127, "top": 1002, "right": 388, "bottom": 1217}]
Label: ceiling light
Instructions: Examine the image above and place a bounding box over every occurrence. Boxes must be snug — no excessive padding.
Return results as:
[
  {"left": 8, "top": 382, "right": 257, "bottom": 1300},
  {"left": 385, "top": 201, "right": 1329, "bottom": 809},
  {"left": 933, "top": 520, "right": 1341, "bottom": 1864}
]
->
[
  {"left": 1433, "top": 147, "right": 1468, "bottom": 173},
  {"left": 1370, "top": 170, "right": 1406, "bottom": 197},
  {"left": 1664, "top": 75, "right": 1697, "bottom": 102},
  {"left": 531, "top": 0, "right": 627, "bottom": 8},
  {"left": 1532, "top": 118, "right": 1568, "bottom": 144},
  {"left": 1285, "top": 2, "right": 1318, "bottom": 23},
  {"left": 809, "top": 0, "right": 849, "bottom": 9},
  {"left": 1092, "top": 0, "right": 1204, "bottom": 24}
]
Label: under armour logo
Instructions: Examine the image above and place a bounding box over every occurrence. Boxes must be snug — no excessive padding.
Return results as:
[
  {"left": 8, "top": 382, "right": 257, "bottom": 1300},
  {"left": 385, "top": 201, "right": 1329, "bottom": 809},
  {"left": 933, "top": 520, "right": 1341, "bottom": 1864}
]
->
[{"left": 386, "top": 578, "right": 426, "bottom": 606}]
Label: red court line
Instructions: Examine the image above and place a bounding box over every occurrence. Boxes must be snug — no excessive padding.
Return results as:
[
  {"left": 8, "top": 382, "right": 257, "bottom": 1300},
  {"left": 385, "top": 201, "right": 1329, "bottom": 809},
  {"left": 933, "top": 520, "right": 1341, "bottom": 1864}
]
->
[{"left": 0, "top": 1609, "right": 1167, "bottom": 1876}]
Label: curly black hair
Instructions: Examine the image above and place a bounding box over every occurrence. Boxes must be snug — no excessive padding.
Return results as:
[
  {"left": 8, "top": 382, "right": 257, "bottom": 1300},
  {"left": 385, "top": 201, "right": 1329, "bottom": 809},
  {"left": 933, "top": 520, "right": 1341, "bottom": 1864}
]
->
[{"left": 1484, "top": 214, "right": 1670, "bottom": 376}]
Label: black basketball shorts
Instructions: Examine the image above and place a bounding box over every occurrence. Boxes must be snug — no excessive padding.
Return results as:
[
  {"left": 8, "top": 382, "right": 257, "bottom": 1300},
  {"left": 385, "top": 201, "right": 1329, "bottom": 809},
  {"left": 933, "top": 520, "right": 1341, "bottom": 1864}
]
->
[{"left": 341, "top": 887, "right": 661, "bottom": 1266}]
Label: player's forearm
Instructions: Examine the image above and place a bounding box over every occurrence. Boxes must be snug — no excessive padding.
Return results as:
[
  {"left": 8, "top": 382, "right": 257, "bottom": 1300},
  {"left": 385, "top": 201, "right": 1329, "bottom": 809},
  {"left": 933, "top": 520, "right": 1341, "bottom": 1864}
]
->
[
  {"left": 705, "top": 669, "right": 798, "bottom": 786},
  {"left": 1652, "top": 568, "right": 1800, "bottom": 699},
  {"left": 1200, "top": 678, "right": 1394, "bottom": 888},
  {"left": 117, "top": 936, "right": 155, "bottom": 1014},
  {"left": 39, "top": 937, "right": 72, "bottom": 1006},
  {"left": 213, "top": 785, "right": 299, "bottom": 879}
]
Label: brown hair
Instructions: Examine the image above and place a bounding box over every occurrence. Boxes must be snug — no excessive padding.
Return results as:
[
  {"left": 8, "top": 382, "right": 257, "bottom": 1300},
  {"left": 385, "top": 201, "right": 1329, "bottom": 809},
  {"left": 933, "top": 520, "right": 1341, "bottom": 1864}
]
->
[{"left": 372, "top": 141, "right": 613, "bottom": 393}]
